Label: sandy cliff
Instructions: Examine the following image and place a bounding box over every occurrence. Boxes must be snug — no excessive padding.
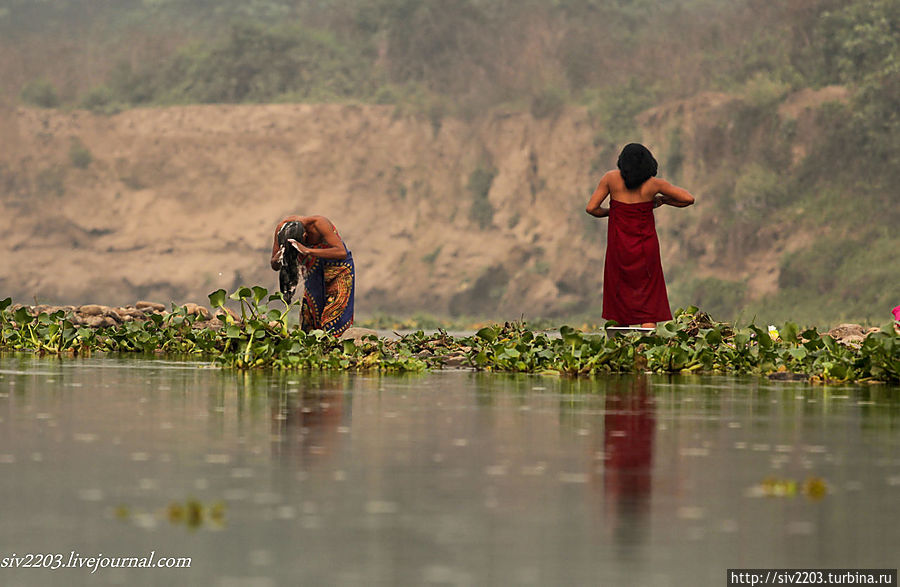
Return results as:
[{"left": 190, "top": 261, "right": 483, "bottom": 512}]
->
[{"left": 0, "top": 91, "right": 841, "bottom": 318}]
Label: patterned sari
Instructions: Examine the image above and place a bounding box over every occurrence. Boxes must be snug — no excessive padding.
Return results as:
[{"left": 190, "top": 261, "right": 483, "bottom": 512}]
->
[{"left": 300, "top": 228, "right": 355, "bottom": 336}]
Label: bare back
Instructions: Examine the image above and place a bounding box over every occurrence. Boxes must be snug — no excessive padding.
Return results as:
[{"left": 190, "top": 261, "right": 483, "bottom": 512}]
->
[
  {"left": 586, "top": 170, "right": 694, "bottom": 217},
  {"left": 606, "top": 170, "right": 659, "bottom": 203}
]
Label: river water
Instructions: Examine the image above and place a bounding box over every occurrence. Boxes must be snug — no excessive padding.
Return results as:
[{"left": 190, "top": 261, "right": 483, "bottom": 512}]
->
[{"left": 0, "top": 355, "right": 898, "bottom": 586}]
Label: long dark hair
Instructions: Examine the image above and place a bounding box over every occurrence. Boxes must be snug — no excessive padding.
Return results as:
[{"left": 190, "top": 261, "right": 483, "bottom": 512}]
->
[
  {"left": 277, "top": 221, "right": 306, "bottom": 303},
  {"left": 617, "top": 143, "right": 658, "bottom": 190}
]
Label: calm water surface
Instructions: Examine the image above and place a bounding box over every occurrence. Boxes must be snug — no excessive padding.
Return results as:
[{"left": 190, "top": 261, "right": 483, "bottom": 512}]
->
[{"left": 0, "top": 355, "right": 898, "bottom": 586}]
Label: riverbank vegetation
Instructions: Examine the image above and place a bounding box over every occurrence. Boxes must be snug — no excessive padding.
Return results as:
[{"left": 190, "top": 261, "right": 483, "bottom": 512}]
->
[{"left": 1, "top": 289, "right": 897, "bottom": 383}]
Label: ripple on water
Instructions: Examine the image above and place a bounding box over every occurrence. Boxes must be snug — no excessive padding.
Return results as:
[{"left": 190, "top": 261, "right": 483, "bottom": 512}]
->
[
  {"left": 520, "top": 464, "right": 547, "bottom": 476},
  {"left": 223, "top": 489, "right": 250, "bottom": 501},
  {"left": 205, "top": 454, "right": 232, "bottom": 464},
  {"left": 252, "top": 493, "right": 281, "bottom": 506},
  {"left": 484, "top": 465, "right": 508, "bottom": 476},
  {"left": 365, "top": 501, "right": 399, "bottom": 515},
  {"left": 557, "top": 472, "right": 588, "bottom": 484},
  {"left": 138, "top": 479, "right": 159, "bottom": 491},
  {"left": 249, "top": 550, "right": 274, "bottom": 567},
  {"left": 275, "top": 506, "right": 296, "bottom": 520},
  {"left": 786, "top": 521, "right": 816, "bottom": 536},
  {"left": 680, "top": 448, "right": 711, "bottom": 457},
  {"left": 677, "top": 506, "right": 706, "bottom": 520},
  {"left": 719, "top": 519, "right": 739, "bottom": 533},
  {"left": 78, "top": 488, "right": 104, "bottom": 501}
]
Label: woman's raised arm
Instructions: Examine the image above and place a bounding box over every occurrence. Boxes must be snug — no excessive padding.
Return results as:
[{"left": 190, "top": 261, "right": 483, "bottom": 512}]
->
[
  {"left": 586, "top": 172, "right": 613, "bottom": 218},
  {"left": 654, "top": 179, "right": 695, "bottom": 208}
]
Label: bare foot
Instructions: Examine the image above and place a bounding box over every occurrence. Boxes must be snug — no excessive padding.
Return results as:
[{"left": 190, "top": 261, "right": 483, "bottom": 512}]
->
[{"left": 641, "top": 322, "right": 655, "bottom": 328}]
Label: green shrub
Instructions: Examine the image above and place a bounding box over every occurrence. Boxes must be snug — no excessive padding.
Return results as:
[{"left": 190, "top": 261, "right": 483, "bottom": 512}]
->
[
  {"left": 422, "top": 246, "right": 442, "bottom": 265},
  {"left": 740, "top": 71, "right": 791, "bottom": 110},
  {"left": 467, "top": 166, "right": 496, "bottom": 230},
  {"left": 530, "top": 86, "right": 567, "bottom": 120},
  {"left": 731, "top": 164, "right": 787, "bottom": 217},
  {"left": 586, "top": 78, "right": 660, "bottom": 145},
  {"left": 79, "top": 85, "right": 119, "bottom": 114},
  {"left": 20, "top": 79, "right": 59, "bottom": 108},
  {"left": 68, "top": 138, "right": 93, "bottom": 169},
  {"left": 686, "top": 278, "right": 746, "bottom": 322},
  {"left": 665, "top": 127, "right": 684, "bottom": 180},
  {"left": 777, "top": 232, "right": 899, "bottom": 322}
]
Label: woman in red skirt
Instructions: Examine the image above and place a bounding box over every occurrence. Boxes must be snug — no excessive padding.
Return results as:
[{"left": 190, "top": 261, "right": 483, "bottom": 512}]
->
[{"left": 586, "top": 143, "right": 695, "bottom": 327}]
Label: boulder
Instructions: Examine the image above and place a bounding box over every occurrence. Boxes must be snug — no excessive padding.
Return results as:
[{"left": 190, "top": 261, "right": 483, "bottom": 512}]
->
[
  {"left": 826, "top": 323, "right": 867, "bottom": 346},
  {"left": 215, "top": 307, "right": 242, "bottom": 323},
  {"left": 441, "top": 353, "right": 468, "bottom": 368},
  {"left": 136, "top": 301, "right": 166, "bottom": 312},
  {"left": 183, "top": 303, "right": 211, "bottom": 320},
  {"left": 79, "top": 304, "right": 109, "bottom": 316},
  {"left": 119, "top": 307, "right": 148, "bottom": 319},
  {"left": 105, "top": 308, "right": 125, "bottom": 323},
  {"left": 83, "top": 315, "right": 117, "bottom": 328},
  {"left": 204, "top": 317, "right": 224, "bottom": 330},
  {"left": 340, "top": 327, "right": 379, "bottom": 342}
]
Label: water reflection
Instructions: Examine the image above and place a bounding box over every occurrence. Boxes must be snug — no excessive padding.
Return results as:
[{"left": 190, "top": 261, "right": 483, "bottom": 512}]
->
[
  {"left": 1, "top": 357, "right": 899, "bottom": 586},
  {"left": 599, "top": 377, "right": 655, "bottom": 554},
  {"left": 271, "top": 383, "right": 348, "bottom": 466}
]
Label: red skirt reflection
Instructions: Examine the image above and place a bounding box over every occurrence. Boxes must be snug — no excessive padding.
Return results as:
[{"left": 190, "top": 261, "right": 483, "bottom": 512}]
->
[{"left": 601, "top": 377, "right": 655, "bottom": 548}]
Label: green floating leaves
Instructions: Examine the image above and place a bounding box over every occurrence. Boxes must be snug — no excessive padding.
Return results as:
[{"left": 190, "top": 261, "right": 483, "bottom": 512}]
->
[
  {"left": 476, "top": 326, "right": 499, "bottom": 342},
  {"left": 251, "top": 286, "right": 268, "bottom": 305},
  {"left": 208, "top": 289, "right": 226, "bottom": 309},
  {"left": 1, "top": 296, "right": 897, "bottom": 381}
]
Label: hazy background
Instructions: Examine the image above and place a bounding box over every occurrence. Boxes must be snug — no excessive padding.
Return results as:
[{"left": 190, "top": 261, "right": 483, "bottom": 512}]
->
[{"left": 0, "top": 0, "right": 897, "bottom": 327}]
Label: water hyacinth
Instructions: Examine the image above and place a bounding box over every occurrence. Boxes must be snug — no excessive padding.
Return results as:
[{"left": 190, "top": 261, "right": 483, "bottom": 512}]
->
[
  {"left": 463, "top": 308, "right": 899, "bottom": 383},
  {"left": 1, "top": 293, "right": 898, "bottom": 382},
  {"left": 0, "top": 290, "right": 427, "bottom": 373}
]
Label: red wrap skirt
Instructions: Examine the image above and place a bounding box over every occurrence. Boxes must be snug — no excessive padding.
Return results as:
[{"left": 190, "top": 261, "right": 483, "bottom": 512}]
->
[{"left": 602, "top": 199, "right": 672, "bottom": 325}]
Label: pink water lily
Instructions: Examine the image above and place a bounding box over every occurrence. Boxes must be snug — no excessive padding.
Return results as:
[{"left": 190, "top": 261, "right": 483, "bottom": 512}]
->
[{"left": 894, "top": 305, "right": 900, "bottom": 322}]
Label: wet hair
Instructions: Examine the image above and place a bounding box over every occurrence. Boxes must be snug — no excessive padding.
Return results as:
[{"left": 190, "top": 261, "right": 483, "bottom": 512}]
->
[
  {"left": 278, "top": 220, "right": 305, "bottom": 248},
  {"left": 617, "top": 143, "right": 658, "bottom": 190},
  {"left": 277, "top": 221, "right": 306, "bottom": 303}
]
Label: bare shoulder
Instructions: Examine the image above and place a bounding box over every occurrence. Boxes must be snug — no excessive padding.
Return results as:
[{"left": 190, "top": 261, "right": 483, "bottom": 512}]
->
[
  {"left": 603, "top": 169, "right": 623, "bottom": 186},
  {"left": 647, "top": 177, "right": 671, "bottom": 192},
  {"left": 310, "top": 215, "right": 336, "bottom": 230}
]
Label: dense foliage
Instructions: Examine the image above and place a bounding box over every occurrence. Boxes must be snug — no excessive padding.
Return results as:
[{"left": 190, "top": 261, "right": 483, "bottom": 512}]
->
[
  {"left": 464, "top": 309, "right": 899, "bottom": 383},
  {"left": 2, "top": 290, "right": 897, "bottom": 383}
]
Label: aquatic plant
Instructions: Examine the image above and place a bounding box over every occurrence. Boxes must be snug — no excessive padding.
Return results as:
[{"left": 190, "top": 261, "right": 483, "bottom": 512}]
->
[
  {"left": 1, "top": 295, "right": 897, "bottom": 382},
  {"left": 461, "top": 307, "right": 899, "bottom": 383},
  {"left": 0, "top": 291, "right": 427, "bottom": 372}
]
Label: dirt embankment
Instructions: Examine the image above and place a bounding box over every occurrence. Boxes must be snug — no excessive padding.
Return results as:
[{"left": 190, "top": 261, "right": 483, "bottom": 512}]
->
[{"left": 0, "top": 90, "right": 844, "bottom": 318}]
